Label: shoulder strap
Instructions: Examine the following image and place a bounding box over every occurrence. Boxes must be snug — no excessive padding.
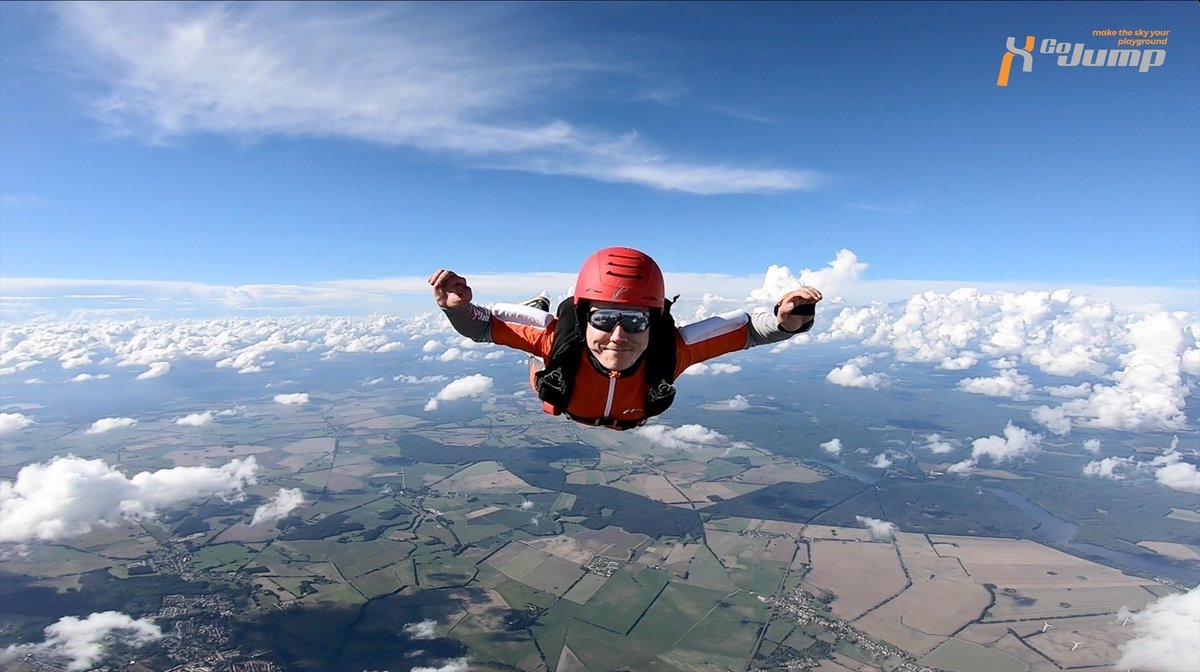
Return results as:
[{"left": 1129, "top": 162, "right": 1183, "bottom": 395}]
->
[
  {"left": 643, "top": 296, "right": 679, "bottom": 418},
  {"left": 534, "top": 299, "right": 583, "bottom": 414}
]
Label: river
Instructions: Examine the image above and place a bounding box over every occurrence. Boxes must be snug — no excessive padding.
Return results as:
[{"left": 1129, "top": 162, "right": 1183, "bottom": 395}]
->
[{"left": 986, "top": 487, "right": 1199, "bottom": 585}]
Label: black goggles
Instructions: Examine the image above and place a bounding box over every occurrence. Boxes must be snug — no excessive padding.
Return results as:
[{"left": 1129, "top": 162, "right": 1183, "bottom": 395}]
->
[{"left": 587, "top": 309, "right": 651, "bottom": 334}]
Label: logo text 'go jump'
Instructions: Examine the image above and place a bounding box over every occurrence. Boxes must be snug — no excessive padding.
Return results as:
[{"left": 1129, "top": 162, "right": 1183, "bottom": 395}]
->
[{"left": 997, "top": 35, "right": 1166, "bottom": 86}]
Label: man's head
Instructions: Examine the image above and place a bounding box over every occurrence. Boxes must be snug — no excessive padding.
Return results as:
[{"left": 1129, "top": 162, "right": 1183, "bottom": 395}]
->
[
  {"left": 573, "top": 247, "right": 665, "bottom": 371},
  {"left": 584, "top": 301, "right": 652, "bottom": 371}
]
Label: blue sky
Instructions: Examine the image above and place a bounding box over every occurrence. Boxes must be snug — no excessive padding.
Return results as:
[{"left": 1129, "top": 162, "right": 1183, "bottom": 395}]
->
[{"left": 0, "top": 1, "right": 1196, "bottom": 315}]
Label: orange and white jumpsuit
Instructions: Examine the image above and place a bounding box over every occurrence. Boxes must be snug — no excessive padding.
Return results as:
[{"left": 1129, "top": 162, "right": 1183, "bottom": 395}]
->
[{"left": 443, "top": 302, "right": 812, "bottom": 427}]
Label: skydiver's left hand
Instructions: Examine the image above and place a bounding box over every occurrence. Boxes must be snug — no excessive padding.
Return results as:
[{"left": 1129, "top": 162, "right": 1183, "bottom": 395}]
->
[{"left": 775, "top": 286, "right": 822, "bottom": 332}]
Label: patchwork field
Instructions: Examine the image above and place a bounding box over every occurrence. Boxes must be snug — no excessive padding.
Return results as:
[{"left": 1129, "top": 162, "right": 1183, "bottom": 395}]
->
[{"left": 803, "top": 540, "right": 906, "bottom": 620}]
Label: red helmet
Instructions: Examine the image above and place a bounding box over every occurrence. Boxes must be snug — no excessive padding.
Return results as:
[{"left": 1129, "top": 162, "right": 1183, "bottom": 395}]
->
[{"left": 573, "top": 247, "right": 665, "bottom": 308}]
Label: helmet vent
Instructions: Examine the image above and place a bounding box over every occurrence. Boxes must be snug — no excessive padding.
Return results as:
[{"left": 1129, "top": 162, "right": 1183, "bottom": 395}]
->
[{"left": 604, "top": 258, "right": 644, "bottom": 280}]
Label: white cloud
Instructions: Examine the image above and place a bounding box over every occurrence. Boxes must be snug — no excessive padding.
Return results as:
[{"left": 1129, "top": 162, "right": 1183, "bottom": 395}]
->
[
  {"left": 1047, "top": 312, "right": 1191, "bottom": 431},
  {"left": 715, "top": 394, "right": 750, "bottom": 410},
  {"left": 86, "top": 417, "right": 137, "bottom": 434},
  {"left": 175, "top": 411, "right": 215, "bottom": 427},
  {"left": 411, "top": 659, "right": 471, "bottom": 672},
  {"left": 68, "top": 372, "right": 110, "bottom": 383},
  {"left": 826, "top": 362, "right": 887, "bottom": 389},
  {"left": 0, "top": 611, "right": 162, "bottom": 672},
  {"left": 1116, "top": 586, "right": 1200, "bottom": 672},
  {"left": 0, "top": 412, "right": 35, "bottom": 434},
  {"left": 251, "top": 488, "right": 305, "bottom": 525},
  {"left": 1150, "top": 451, "right": 1200, "bottom": 494},
  {"left": 750, "top": 249, "right": 868, "bottom": 305},
  {"left": 854, "top": 515, "right": 898, "bottom": 541},
  {"left": 424, "top": 374, "right": 493, "bottom": 411},
  {"left": 422, "top": 339, "right": 442, "bottom": 353},
  {"left": 395, "top": 374, "right": 449, "bottom": 384},
  {"left": 50, "top": 3, "right": 816, "bottom": 195},
  {"left": 0, "top": 455, "right": 258, "bottom": 542},
  {"left": 953, "top": 422, "right": 1042, "bottom": 472},
  {"left": 1082, "top": 438, "right": 1101, "bottom": 454},
  {"left": 681, "top": 362, "right": 741, "bottom": 376},
  {"left": 403, "top": 619, "right": 438, "bottom": 640},
  {"left": 520, "top": 499, "right": 534, "bottom": 510},
  {"left": 635, "top": 423, "right": 727, "bottom": 450},
  {"left": 1030, "top": 405, "right": 1072, "bottom": 436},
  {"left": 135, "top": 361, "right": 170, "bottom": 379},
  {"left": 273, "top": 393, "right": 310, "bottom": 405},
  {"left": 957, "top": 368, "right": 1033, "bottom": 400},
  {"left": 869, "top": 453, "right": 894, "bottom": 469},
  {"left": 1082, "top": 456, "right": 1136, "bottom": 480},
  {"left": 820, "top": 438, "right": 842, "bottom": 456},
  {"left": 921, "top": 433, "right": 957, "bottom": 455},
  {"left": 1044, "top": 383, "right": 1092, "bottom": 398}
]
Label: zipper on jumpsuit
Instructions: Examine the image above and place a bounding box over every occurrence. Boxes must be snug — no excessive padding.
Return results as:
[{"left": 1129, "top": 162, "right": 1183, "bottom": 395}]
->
[{"left": 602, "top": 370, "right": 619, "bottom": 419}]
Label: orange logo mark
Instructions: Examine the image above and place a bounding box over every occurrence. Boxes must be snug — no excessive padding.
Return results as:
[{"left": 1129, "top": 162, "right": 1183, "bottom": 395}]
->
[{"left": 997, "top": 35, "right": 1036, "bottom": 87}]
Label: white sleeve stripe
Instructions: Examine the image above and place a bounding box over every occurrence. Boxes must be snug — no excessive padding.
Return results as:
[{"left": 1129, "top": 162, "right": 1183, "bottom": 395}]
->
[
  {"left": 679, "top": 310, "right": 748, "bottom": 345},
  {"left": 491, "top": 302, "right": 554, "bottom": 329}
]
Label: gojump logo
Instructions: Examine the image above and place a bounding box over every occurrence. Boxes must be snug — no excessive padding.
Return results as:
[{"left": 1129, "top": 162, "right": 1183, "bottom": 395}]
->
[{"left": 997, "top": 35, "right": 1167, "bottom": 86}]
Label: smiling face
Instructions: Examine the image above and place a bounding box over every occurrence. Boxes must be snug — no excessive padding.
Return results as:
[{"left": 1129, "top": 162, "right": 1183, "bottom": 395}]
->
[{"left": 584, "top": 301, "right": 652, "bottom": 372}]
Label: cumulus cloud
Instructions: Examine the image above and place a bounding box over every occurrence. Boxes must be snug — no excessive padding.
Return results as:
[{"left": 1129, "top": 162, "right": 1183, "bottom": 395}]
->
[
  {"left": 520, "top": 499, "right": 534, "bottom": 510},
  {"left": 135, "top": 361, "right": 170, "bottom": 379},
  {"left": 950, "top": 422, "right": 1042, "bottom": 472},
  {"left": 86, "top": 417, "right": 137, "bottom": 434},
  {"left": 957, "top": 368, "right": 1033, "bottom": 400},
  {"left": 1116, "top": 586, "right": 1200, "bottom": 672},
  {"left": 251, "top": 488, "right": 305, "bottom": 525},
  {"left": 175, "top": 411, "right": 215, "bottom": 427},
  {"left": 0, "top": 412, "right": 35, "bottom": 434},
  {"left": 395, "top": 374, "right": 449, "bottom": 384},
  {"left": 826, "top": 357, "right": 888, "bottom": 390},
  {"left": 1030, "top": 404, "right": 1072, "bottom": 436},
  {"left": 1082, "top": 456, "right": 1136, "bottom": 480},
  {"left": 750, "top": 249, "right": 868, "bottom": 305},
  {"left": 681, "top": 362, "right": 741, "bottom": 376},
  {"left": 68, "top": 373, "right": 110, "bottom": 383},
  {"left": 273, "top": 393, "right": 310, "bottom": 405},
  {"left": 1150, "top": 450, "right": 1200, "bottom": 494},
  {"left": 820, "top": 438, "right": 842, "bottom": 456},
  {"left": 1047, "top": 312, "right": 1190, "bottom": 431},
  {"left": 921, "top": 433, "right": 957, "bottom": 455},
  {"left": 0, "top": 455, "right": 258, "bottom": 542},
  {"left": 0, "top": 611, "right": 162, "bottom": 671},
  {"left": 424, "top": 374, "right": 493, "bottom": 411},
  {"left": 1082, "top": 438, "right": 1101, "bottom": 454},
  {"left": 403, "top": 619, "right": 438, "bottom": 640},
  {"left": 1080, "top": 440, "right": 1200, "bottom": 493},
  {"left": 869, "top": 453, "right": 894, "bottom": 469},
  {"left": 854, "top": 515, "right": 898, "bottom": 541},
  {"left": 411, "top": 659, "right": 471, "bottom": 672},
  {"left": 715, "top": 394, "right": 751, "bottom": 410},
  {"left": 635, "top": 424, "right": 727, "bottom": 450}
]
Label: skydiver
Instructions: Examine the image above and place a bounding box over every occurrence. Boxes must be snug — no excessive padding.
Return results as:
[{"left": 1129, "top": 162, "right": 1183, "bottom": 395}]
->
[{"left": 429, "top": 246, "right": 821, "bottom": 429}]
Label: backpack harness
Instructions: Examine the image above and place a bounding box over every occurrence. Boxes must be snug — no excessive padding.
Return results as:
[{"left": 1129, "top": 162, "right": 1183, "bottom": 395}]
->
[{"left": 534, "top": 297, "right": 679, "bottom": 430}]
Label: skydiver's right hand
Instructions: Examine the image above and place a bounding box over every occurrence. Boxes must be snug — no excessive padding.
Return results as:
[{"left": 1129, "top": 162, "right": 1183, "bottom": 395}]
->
[{"left": 428, "top": 269, "right": 473, "bottom": 310}]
